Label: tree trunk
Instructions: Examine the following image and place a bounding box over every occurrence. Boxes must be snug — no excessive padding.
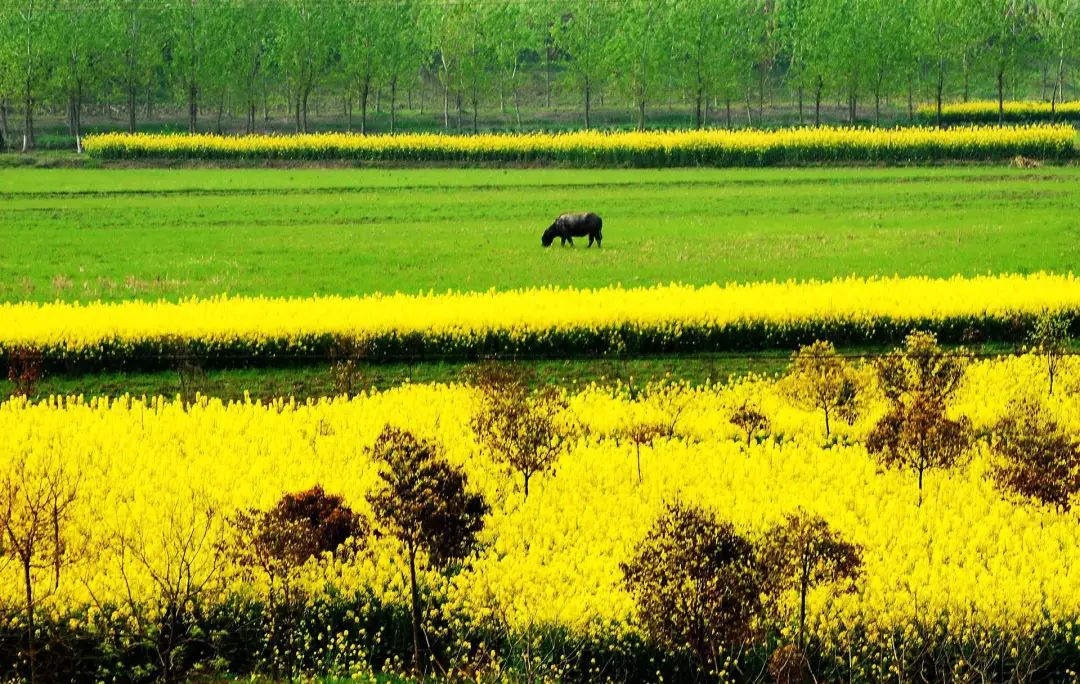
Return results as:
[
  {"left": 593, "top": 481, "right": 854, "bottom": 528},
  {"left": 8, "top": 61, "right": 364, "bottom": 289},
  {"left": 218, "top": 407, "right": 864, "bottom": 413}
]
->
[
  {"left": 962, "top": 53, "right": 970, "bottom": 102},
  {"left": 997, "top": 69, "right": 1005, "bottom": 124},
  {"left": 584, "top": 80, "right": 591, "bottom": 130},
  {"left": 22, "top": 91, "right": 34, "bottom": 152},
  {"left": 814, "top": 79, "right": 822, "bottom": 127},
  {"left": 637, "top": 96, "right": 645, "bottom": 131},
  {"left": 523, "top": 471, "right": 531, "bottom": 498},
  {"left": 798, "top": 85, "right": 804, "bottom": 126},
  {"left": 917, "top": 466, "right": 924, "bottom": 507},
  {"left": 472, "top": 93, "right": 479, "bottom": 134},
  {"left": 390, "top": 77, "right": 398, "bottom": 135},
  {"left": 936, "top": 64, "right": 945, "bottom": 127},
  {"left": 513, "top": 83, "right": 521, "bottom": 129},
  {"left": 798, "top": 571, "right": 808, "bottom": 651},
  {"left": 0, "top": 98, "right": 8, "bottom": 151},
  {"left": 408, "top": 548, "right": 423, "bottom": 674},
  {"left": 23, "top": 558, "right": 36, "bottom": 684},
  {"left": 442, "top": 79, "right": 449, "bottom": 130},
  {"left": 127, "top": 84, "right": 137, "bottom": 133},
  {"left": 758, "top": 69, "right": 765, "bottom": 123},
  {"left": 545, "top": 50, "right": 552, "bottom": 108},
  {"left": 635, "top": 443, "right": 642, "bottom": 484},
  {"left": 294, "top": 91, "right": 301, "bottom": 133},
  {"left": 302, "top": 88, "right": 310, "bottom": 133},
  {"left": 726, "top": 97, "right": 732, "bottom": 129},
  {"left": 73, "top": 85, "right": 83, "bottom": 154},
  {"left": 360, "top": 77, "right": 370, "bottom": 135},
  {"left": 188, "top": 83, "right": 197, "bottom": 134},
  {"left": 874, "top": 87, "right": 881, "bottom": 126},
  {"left": 1053, "top": 51, "right": 1065, "bottom": 118},
  {"left": 694, "top": 90, "right": 703, "bottom": 129}
]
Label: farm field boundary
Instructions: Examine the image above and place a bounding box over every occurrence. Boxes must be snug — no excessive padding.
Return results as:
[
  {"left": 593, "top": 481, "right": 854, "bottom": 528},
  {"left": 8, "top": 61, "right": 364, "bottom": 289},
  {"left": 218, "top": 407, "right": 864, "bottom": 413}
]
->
[
  {"left": 3, "top": 274, "right": 1078, "bottom": 373},
  {"left": 83, "top": 125, "right": 1077, "bottom": 166},
  {"left": 917, "top": 100, "right": 1080, "bottom": 125}
]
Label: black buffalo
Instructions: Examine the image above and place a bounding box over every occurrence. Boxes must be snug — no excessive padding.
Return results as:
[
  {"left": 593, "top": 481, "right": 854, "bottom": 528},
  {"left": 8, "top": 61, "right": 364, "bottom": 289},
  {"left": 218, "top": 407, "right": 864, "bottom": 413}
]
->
[{"left": 542, "top": 212, "right": 603, "bottom": 248}]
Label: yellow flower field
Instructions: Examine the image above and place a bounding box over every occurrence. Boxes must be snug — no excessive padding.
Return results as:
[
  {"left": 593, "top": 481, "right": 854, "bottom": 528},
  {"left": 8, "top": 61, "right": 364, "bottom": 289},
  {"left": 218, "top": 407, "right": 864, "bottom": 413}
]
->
[
  {"left": 82, "top": 124, "right": 1076, "bottom": 164},
  {"left": 3, "top": 354, "right": 1079, "bottom": 644},
  {"left": 2, "top": 274, "right": 1078, "bottom": 368},
  {"left": 918, "top": 100, "right": 1080, "bottom": 124}
]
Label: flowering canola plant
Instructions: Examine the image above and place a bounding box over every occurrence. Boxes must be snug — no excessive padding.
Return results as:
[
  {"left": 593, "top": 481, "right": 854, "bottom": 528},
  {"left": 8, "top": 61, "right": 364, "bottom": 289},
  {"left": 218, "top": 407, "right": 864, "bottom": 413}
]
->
[
  {"left": 4, "top": 354, "right": 1080, "bottom": 639},
  {"left": 82, "top": 125, "right": 1076, "bottom": 164},
  {"left": 3, "top": 274, "right": 1079, "bottom": 369}
]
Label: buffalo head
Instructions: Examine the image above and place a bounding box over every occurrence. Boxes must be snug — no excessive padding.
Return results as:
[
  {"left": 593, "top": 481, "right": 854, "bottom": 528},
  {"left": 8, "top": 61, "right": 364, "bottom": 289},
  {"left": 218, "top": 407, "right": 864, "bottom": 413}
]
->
[{"left": 541, "top": 223, "right": 558, "bottom": 247}]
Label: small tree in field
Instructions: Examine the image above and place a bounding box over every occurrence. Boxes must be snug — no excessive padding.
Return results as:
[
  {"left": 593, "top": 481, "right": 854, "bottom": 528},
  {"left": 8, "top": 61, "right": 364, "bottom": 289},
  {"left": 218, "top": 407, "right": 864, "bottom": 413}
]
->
[
  {"left": 469, "top": 362, "right": 564, "bottom": 498},
  {"left": 874, "top": 331, "right": 967, "bottom": 405},
  {"left": 1029, "top": 310, "right": 1071, "bottom": 396},
  {"left": 759, "top": 511, "right": 862, "bottom": 655},
  {"left": 731, "top": 402, "right": 770, "bottom": 447},
  {"left": 6, "top": 347, "right": 44, "bottom": 398},
  {"left": 230, "top": 486, "right": 365, "bottom": 677},
  {"left": 991, "top": 400, "right": 1080, "bottom": 511},
  {"left": 113, "top": 490, "right": 226, "bottom": 684},
  {"left": 621, "top": 502, "right": 760, "bottom": 678},
  {"left": 620, "top": 419, "right": 671, "bottom": 485},
  {"left": 367, "top": 426, "right": 488, "bottom": 675},
  {"left": 867, "top": 332, "right": 972, "bottom": 505},
  {"left": 866, "top": 396, "right": 972, "bottom": 507},
  {"left": 785, "top": 340, "right": 860, "bottom": 437},
  {"left": 0, "top": 452, "right": 80, "bottom": 684}
]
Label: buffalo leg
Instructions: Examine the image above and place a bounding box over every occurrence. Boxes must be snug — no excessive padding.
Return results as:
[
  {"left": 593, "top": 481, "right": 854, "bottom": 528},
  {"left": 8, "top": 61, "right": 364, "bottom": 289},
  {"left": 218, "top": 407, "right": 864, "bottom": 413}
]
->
[
  {"left": 567, "top": 237, "right": 574, "bottom": 246},
  {"left": 588, "top": 235, "right": 594, "bottom": 247}
]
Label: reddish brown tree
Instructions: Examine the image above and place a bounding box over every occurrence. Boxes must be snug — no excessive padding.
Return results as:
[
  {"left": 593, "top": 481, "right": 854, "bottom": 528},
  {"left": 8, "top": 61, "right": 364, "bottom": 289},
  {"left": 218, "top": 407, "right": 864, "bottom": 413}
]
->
[
  {"left": 621, "top": 502, "right": 760, "bottom": 678},
  {"left": 367, "top": 426, "right": 488, "bottom": 675},
  {"left": 731, "top": 402, "right": 770, "bottom": 447},
  {"left": 867, "top": 332, "right": 972, "bottom": 505},
  {"left": 759, "top": 511, "right": 862, "bottom": 655},
  {"left": 991, "top": 400, "right": 1080, "bottom": 511}
]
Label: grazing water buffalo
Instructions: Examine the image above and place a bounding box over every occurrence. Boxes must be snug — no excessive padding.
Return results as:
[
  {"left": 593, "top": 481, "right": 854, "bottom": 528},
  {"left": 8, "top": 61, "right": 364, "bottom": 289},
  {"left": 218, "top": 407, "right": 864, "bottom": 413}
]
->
[{"left": 542, "top": 212, "right": 603, "bottom": 248}]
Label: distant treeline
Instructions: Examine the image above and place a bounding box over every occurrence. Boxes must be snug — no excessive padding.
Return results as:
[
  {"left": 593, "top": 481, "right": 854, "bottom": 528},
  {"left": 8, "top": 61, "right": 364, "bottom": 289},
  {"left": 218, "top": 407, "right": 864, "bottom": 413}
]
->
[{"left": 0, "top": 0, "right": 1078, "bottom": 151}]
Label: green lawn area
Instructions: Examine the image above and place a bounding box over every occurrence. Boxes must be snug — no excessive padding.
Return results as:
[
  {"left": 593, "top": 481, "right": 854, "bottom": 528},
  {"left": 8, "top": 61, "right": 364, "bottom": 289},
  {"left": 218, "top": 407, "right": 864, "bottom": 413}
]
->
[{"left": 2, "top": 166, "right": 1078, "bottom": 303}]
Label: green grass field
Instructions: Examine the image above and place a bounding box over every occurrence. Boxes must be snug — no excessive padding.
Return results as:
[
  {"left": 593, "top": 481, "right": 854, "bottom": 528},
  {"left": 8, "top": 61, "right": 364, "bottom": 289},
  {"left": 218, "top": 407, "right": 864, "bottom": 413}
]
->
[{"left": 2, "top": 166, "right": 1079, "bottom": 303}]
